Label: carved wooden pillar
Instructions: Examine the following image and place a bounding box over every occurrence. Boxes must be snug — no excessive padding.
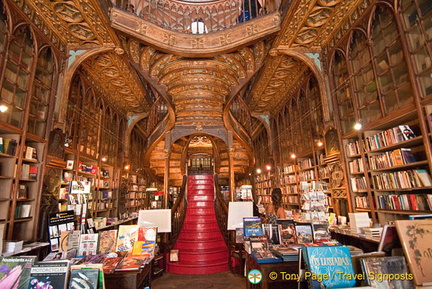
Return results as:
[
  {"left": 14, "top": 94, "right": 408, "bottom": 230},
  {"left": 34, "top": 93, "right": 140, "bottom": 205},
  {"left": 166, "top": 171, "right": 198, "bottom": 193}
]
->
[
  {"left": 228, "top": 147, "right": 235, "bottom": 202},
  {"left": 164, "top": 149, "right": 171, "bottom": 209}
]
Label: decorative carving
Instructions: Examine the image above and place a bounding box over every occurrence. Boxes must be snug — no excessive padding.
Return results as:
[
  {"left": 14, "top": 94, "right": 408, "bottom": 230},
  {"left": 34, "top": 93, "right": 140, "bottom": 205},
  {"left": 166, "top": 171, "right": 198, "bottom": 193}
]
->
[
  {"left": 329, "top": 162, "right": 344, "bottom": 189},
  {"left": 332, "top": 189, "right": 347, "bottom": 199},
  {"left": 189, "top": 136, "right": 212, "bottom": 147},
  {"left": 81, "top": 52, "right": 149, "bottom": 113}
]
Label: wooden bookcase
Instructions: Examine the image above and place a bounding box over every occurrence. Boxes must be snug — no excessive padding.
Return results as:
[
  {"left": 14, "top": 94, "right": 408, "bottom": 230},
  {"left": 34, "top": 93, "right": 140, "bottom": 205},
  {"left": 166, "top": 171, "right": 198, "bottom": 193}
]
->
[
  {"left": 121, "top": 172, "right": 151, "bottom": 215},
  {"left": 254, "top": 76, "right": 331, "bottom": 213},
  {"left": 0, "top": 17, "right": 62, "bottom": 244},
  {"left": 327, "top": 1, "right": 432, "bottom": 224}
]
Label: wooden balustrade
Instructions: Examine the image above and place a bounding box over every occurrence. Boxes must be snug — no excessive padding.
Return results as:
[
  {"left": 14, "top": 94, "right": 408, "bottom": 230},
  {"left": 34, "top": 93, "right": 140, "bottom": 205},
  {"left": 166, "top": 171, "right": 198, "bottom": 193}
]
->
[{"left": 110, "top": 0, "right": 280, "bottom": 33}]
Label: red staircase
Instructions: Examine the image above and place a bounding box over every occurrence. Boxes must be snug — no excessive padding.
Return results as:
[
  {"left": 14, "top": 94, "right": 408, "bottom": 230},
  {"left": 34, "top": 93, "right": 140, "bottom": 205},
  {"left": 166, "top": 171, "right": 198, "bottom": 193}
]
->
[{"left": 167, "top": 174, "right": 229, "bottom": 274}]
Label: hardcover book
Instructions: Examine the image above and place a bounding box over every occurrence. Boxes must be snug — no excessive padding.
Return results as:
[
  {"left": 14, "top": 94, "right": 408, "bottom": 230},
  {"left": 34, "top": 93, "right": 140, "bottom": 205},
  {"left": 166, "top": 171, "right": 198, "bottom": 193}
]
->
[
  {"left": 261, "top": 224, "right": 281, "bottom": 245},
  {"left": 295, "top": 223, "right": 313, "bottom": 244},
  {"left": 68, "top": 268, "right": 100, "bottom": 289},
  {"left": 70, "top": 263, "right": 105, "bottom": 289},
  {"left": 131, "top": 227, "right": 157, "bottom": 257},
  {"left": 102, "top": 257, "right": 123, "bottom": 274},
  {"left": 395, "top": 219, "right": 432, "bottom": 286},
  {"left": 276, "top": 219, "right": 297, "bottom": 244},
  {"left": 399, "top": 125, "right": 416, "bottom": 140},
  {"left": 115, "top": 255, "right": 151, "bottom": 271},
  {"left": 28, "top": 260, "right": 70, "bottom": 289},
  {"left": 377, "top": 224, "right": 401, "bottom": 253},
  {"left": 98, "top": 230, "right": 117, "bottom": 254},
  {"left": 312, "top": 223, "right": 331, "bottom": 242},
  {"left": 0, "top": 256, "right": 36, "bottom": 289},
  {"left": 361, "top": 256, "right": 413, "bottom": 289},
  {"left": 116, "top": 225, "right": 139, "bottom": 252},
  {"left": 77, "top": 233, "right": 99, "bottom": 256},
  {"left": 302, "top": 246, "right": 356, "bottom": 288},
  {"left": 243, "top": 217, "right": 263, "bottom": 237}
]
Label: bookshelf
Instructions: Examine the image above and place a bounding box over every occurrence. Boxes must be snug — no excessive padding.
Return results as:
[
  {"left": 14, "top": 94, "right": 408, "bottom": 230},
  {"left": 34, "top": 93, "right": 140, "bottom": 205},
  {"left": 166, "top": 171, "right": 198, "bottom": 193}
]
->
[
  {"left": 328, "top": 2, "right": 432, "bottom": 225},
  {"left": 0, "top": 21, "right": 59, "bottom": 245},
  {"left": 121, "top": 172, "right": 151, "bottom": 215},
  {"left": 400, "top": 0, "right": 432, "bottom": 99},
  {"left": 255, "top": 171, "right": 273, "bottom": 206}
]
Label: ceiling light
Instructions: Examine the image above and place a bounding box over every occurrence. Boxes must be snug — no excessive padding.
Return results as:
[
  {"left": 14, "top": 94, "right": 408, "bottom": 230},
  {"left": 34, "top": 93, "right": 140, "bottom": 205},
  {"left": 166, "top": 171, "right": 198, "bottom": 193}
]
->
[
  {"left": 290, "top": 153, "right": 296, "bottom": 159},
  {"left": 256, "top": 168, "right": 262, "bottom": 174},
  {"left": 0, "top": 105, "right": 8, "bottom": 113},
  {"left": 124, "top": 162, "right": 131, "bottom": 171},
  {"left": 354, "top": 122, "right": 362, "bottom": 130}
]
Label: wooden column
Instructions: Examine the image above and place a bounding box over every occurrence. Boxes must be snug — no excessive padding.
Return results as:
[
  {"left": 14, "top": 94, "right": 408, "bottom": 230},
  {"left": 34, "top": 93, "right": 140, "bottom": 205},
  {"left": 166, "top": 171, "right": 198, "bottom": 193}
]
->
[
  {"left": 228, "top": 147, "right": 235, "bottom": 202},
  {"left": 163, "top": 149, "right": 170, "bottom": 209}
]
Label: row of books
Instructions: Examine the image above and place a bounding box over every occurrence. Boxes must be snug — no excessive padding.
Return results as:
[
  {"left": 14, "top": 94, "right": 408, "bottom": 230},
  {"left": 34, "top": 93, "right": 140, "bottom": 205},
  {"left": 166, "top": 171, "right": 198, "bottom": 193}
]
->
[
  {"left": 364, "top": 125, "right": 417, "bottom": 151},
  {"left": 0, "top": 136, "right": 18, "bottom": 156},
  {"left": 350, "top": 176, "right": 368, "bottom": 192},
  {"left": 377, "top": 193, "right": 432, "bottom": 211},
  {"left": 368, "top": 147, "right": 417, "bottom": 170},
  {"left": 282, "top": 174, "right": 297, "bottom": 184},
  {"left": 21, "top": 164, "right": 38, "bottom": 180},
  {"left": 23, "top": 145, "right": 37, "bottom": 160},
  {"left": 354, "top": 195, "right": 371, "bottom": 209},
  {"left": 58, "top": 225, "right": 156, "bottom": 260},
  {"left": 297, "top": 170, "right": 316, "bottom": 181},
  {"left": 345, "top": 125, "right": 417, "bottom": 157},
  {"left": 0, "top": 252, "right": 151, "bottom": 289},
  {"left": 298, "top": 158, "right": 314, "bottom": 170},
  {"left": 242, "top": 217, "right": 331, "bottom": 246},
  {"left": 348, "top": 158, "right": 365, "bottom": 173},
  {"left": 371, "top": 169, "right": 432, "bottom": 190}
]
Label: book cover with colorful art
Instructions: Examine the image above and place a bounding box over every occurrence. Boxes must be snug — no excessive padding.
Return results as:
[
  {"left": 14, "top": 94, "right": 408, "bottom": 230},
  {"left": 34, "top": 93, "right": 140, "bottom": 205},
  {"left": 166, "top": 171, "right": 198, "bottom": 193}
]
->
[
  {"left": 116, "top": 225, "right": 139, "bottom": 253},
  {"left": 302, "top": 246, "right": 356, "bottom": 288},
  {"left": 132, "top": 227, "right": 157, "bottom": 257},
  {"left": 0, "top": 256, "right": 36, "bottom": 289},
  {"left": 98, "top": 230, "right": 117, "bottom": 254}
]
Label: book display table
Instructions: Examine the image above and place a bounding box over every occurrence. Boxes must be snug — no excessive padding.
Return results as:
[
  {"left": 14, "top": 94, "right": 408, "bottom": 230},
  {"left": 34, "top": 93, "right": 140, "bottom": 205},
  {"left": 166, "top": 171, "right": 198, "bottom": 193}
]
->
[
  {"left": 330, "top": 230, "right": 379, "bottom": 253},
  {"left": 245, "top": 253, "right": 300, "bottom": 289},
  {"left": 105, "top": 263, "right": 152, "bottom": 289}
]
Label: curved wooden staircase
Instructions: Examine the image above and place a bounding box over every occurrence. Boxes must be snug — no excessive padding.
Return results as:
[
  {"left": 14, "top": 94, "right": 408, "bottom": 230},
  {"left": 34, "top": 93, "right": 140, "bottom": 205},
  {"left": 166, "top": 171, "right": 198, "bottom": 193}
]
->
[{"left": 167, "top": 174, "right": 229, "bottom": 274}]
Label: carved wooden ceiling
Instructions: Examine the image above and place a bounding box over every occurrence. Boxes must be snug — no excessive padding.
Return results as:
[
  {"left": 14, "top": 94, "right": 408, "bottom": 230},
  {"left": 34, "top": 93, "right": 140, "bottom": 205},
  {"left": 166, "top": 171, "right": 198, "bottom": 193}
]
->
[{"left": 11, "top": 0, "right": 369, "bottom": 117}]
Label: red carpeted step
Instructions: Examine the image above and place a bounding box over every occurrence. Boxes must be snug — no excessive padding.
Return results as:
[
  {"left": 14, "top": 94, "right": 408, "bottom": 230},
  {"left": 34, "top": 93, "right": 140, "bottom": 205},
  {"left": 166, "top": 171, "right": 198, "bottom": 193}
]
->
[{"left": 167, "top": 174, "right": 228, "bottom": 275}]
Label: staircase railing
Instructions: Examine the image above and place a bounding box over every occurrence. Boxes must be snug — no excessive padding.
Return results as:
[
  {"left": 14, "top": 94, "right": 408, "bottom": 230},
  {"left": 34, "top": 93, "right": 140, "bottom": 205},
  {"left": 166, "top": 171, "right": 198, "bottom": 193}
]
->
[
  {"left": 146, "top": 97, "right": 168, "bottom": 137},
  {"left": 229, "top": 94, "right": 252, "bottom": 137},
  {"left": 167, "top": 174, "right": 188, "bottom": 250},
  {"left": 214, "top": 174, "right": 231, "bottom": 246},
  {"left": 110, "top": 0, "right": 280, "bottom": 34}
]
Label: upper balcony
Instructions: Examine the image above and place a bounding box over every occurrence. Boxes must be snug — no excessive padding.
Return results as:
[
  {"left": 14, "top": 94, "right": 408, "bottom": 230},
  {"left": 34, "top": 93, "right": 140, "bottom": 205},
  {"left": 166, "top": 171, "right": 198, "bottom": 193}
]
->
[{"left": 109, "top": 0, "right": 283, "bottom": 57}]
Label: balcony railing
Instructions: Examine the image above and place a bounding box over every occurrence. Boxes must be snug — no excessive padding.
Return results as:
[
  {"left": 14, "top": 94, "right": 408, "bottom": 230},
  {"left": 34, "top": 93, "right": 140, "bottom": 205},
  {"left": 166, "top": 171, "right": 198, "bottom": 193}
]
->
[{"left": 111, "top": 0, "right": 281, "bottom": 33}]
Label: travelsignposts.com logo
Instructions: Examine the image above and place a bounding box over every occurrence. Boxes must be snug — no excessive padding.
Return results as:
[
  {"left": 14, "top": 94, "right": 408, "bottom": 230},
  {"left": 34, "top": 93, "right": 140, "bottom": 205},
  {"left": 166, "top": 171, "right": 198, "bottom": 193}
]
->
[{"left": 248, "top": 269, "right": 263, "bottom": 284}]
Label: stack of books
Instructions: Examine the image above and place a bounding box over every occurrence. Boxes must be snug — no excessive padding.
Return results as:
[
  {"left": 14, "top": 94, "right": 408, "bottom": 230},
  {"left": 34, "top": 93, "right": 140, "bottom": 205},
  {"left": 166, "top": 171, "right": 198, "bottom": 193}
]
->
[
  {"left": 348, "top": 212, "right": 371, "bottom": 234},
  {"left": 362, "top": 227, "right": 383, "bottom": 239}
]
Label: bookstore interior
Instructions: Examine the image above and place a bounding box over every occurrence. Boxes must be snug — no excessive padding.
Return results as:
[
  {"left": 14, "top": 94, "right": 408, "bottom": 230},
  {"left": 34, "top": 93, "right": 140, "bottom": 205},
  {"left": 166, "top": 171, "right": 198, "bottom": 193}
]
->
[{"left": 1, "top": 0, "right": 432, "bottom": 288}]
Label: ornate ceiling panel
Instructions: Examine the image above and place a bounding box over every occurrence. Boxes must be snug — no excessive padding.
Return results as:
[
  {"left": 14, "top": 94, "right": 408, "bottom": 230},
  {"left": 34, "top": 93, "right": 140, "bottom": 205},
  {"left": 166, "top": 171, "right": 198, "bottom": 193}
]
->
[
  {"left": 81, "top": 52, "right": 149, "bottom": 113},
  {"left": 11, "top": 0, "right": 372, "bottom": 118},
  {"left": 247, "top": 0, "right": 372, "bottom": 116},
  {"left": 12, "top": 0, "right": 118, "bottom": 46}
]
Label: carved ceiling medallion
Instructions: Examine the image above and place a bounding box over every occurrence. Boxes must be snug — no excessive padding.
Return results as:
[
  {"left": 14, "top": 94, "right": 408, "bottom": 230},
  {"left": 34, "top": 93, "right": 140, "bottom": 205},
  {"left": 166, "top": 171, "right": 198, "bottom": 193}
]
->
[{"left": 189, "top": 136, "right": 213, "bottom": 148}]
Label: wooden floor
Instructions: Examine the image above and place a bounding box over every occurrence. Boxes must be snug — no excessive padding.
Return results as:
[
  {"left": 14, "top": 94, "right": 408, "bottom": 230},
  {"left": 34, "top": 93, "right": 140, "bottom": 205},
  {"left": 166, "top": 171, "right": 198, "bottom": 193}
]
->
[{"left": 152, "top": 271, "right": 247, "bottom": 289}]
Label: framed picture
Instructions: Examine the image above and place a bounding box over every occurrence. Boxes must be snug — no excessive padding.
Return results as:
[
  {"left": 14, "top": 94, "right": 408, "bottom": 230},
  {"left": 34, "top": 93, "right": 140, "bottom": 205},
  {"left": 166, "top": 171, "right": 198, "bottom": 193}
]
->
[{"left": 66, "top": 160, "right": 74, "bottom": 170}]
